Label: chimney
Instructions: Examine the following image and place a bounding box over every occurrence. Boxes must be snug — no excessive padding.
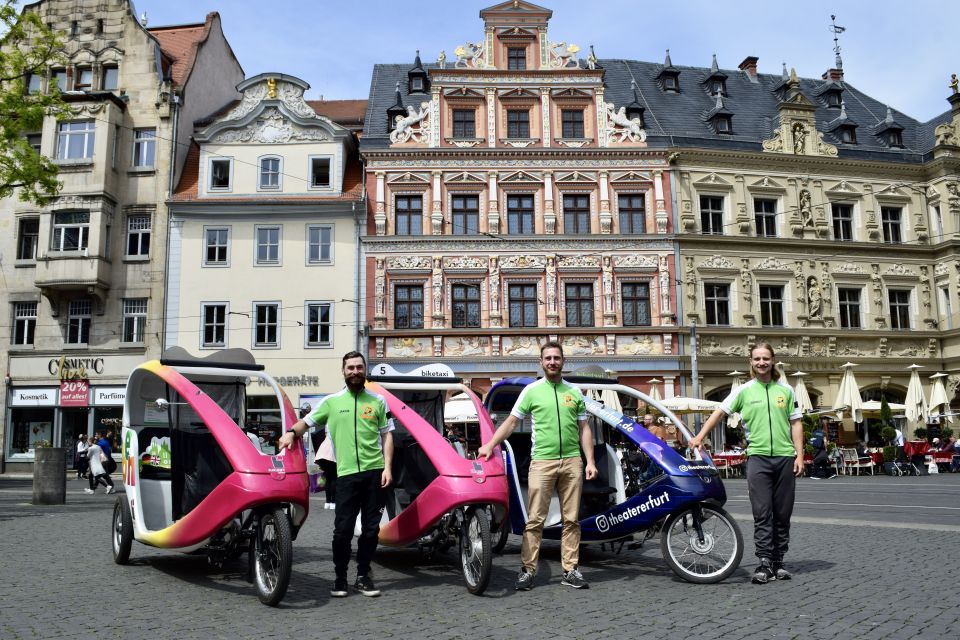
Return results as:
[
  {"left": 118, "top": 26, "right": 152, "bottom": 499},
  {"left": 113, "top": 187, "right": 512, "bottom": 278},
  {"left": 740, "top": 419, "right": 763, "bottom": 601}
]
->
[
  {"left": 738, "top": 56, "right": 759, "bottom": 78},
  {"left": 822, "top": 68, "right": 844, "bottom": 82}
]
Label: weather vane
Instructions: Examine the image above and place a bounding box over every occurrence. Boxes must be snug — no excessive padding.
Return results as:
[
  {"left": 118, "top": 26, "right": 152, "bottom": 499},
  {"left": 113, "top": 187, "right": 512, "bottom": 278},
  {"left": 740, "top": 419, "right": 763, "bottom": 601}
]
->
[{"left": 829, "top": 14, "right": 846, "bottom": 70}]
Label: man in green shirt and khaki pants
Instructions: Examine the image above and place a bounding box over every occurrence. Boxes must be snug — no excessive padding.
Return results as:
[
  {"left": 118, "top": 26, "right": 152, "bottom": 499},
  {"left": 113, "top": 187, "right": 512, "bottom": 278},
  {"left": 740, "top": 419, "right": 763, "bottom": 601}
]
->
[{"left": 479, "top": 341, "right": 598, "bottom": 590}]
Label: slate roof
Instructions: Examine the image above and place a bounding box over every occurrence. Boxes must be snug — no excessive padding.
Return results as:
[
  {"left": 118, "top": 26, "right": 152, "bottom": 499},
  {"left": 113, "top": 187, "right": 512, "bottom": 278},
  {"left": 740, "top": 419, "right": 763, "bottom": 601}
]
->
[{"left": 361, "top": 59, "right": 952, "bottom": 163}]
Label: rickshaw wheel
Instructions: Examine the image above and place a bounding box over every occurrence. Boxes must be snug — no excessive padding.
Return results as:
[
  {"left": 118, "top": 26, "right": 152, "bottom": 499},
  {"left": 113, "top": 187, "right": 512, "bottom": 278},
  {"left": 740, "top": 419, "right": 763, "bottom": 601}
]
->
[
  {"left": 112, "top": 498, "right": 133, "bottom": 565},
  {"left": 252, "top": 507, "right": 292, "bottom": 606},
  {"left": 460, "top": 507, "right": 492, "bottom": 595},
  {"left": 492, "top": 516, "right": 509, "bottom": 554},
  {"left": 660, "top": 504, "right": 743, "bottom": 584}
]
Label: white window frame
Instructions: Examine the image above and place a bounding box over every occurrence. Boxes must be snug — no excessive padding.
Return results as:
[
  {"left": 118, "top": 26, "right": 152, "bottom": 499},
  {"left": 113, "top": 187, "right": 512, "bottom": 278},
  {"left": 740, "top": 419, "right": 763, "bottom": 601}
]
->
[
  {"left": 258, "top": 155, "right": 283, "bottom": 191},
  {"left": 252, "top": 301, "right": 281, "bottom": 349},
  {"left": 753, "top": 196, "right": 779, "bottom": 238},
  {"left": 931, "top": 204, "right": 944, "bottom": 241},
  {"left": 203, "top": 226, "right": 231, "bottom": 267},
  {"left": 56, "top": 121, "right": 95, "bottom": 160},
  {"left": 101, "top": 65, "right": 119, "bottom": 91},
  {"left": 132, "top": 129, "right": 156, "bottom": 168},
  {"left": 66, "top": 299, "right": 92, "bottom": 346},
  {"left": 51, "top": 211, "right": 90, "bottom": 252},
  {"left": 703, "top": 281, "right": 732, "bottom": 327},
  {"left": 830, "top": 202, "right": 857, "bottom": 241},
  {"left": 698, "top": 193, "right": 726, "bottom": 235},
  {"left": 836, "top": 285, "right": 864, "bottom": 330},
  {"left": 306, "top": 224, "right": 333, "bottom": 265},
  {"left": 888, "top": 288, "right": 913, "bottom": 330},
  {"left": 121, "top": 298, "right": 147, "bottom": 344},
  {"left": 758, "top": 282, "right": 787, "bottom": 328},
  {"left": 304, "top": 301, "right": 333, "bottom": 348},
  {"left": 200, "top": 302, "right": 228, "bottom": 349},
  {"left": 308, "top": 155, "right": 333, "bottom": 190},
  {"left": 254, "top": 225, "right": 282, "bottom": 266},
  {"left": 13, "top": 302, "right": 37, "bottom": 346},
  {"left": 940, "top": 285, "right": 953, "bottom": 330},
  {"left": 208, "top": 157, "right": 234, "bottom": 192},
  {"left": 126, "top": 214, "right": 151, "bottom": 257},
  {"left": 879, "top": 205, "right": 904, "bottom": 244}
]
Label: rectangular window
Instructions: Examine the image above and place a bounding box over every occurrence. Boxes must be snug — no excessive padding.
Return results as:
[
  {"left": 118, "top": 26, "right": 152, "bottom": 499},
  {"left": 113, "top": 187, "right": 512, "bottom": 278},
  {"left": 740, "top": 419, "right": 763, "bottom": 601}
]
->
[
  {"left": 130, "top": 129, "right": 156, "bottom": 168},
  {"left": 452, "top": 110, "right": 476, "bottom": 138},
  {"left": 204, "top": 227, "right": 230, "bottom": 265},
  {"left": 507, "top": 194, "right": 535, "bottom": 234},
  {"left": 837, "top": 288, "right": 861, "bottom": 329},
  {"left": 561, "top": 110, "right": 585, "bottom": 139},
  {"left": 26, "top": 73, "right": 42, "bottom": 94},
  {"left": 754, "top": 198, "right": 778, "bottom": 237},
  {"left": 75, "top": 67, "right": 93, "bottom": 91},
  {"left": 122, "top": 298, "right": 147, "bottom": 343},
  {"left": 507, "top": 110, "right": 530, "bottom": 138},
  {"left": 310, "top": 157, "right": 331, "bottom": 188},
  {"left": 394, "top": 285, "right": 424, "bottom": 329},
  {"left": 395, "top": 195, "right": 423, "bottom": 235},
  {"left": 13, "top": 302, "right": 37, "bottom": 345},
  {"left": 451, "top": 195, "right": 479, "bottom": 235},
  {"left": 618, "top": 194, "right": 645, "bottom": 234},
  {"left": 101, "top": 66, "right": 118, "bottom": 90},
  {"left": 258, "top": 157, "right": 280, "bottom": 189},
  {"left": 700, "top": 195, "right": 724, "bottom": 235},
  {"left": 126, "top": 214, "right": 151, "bottom": 256},
  {"left": 704, "top": 283, "right": 730, "bottom": 326},
  {"left": 254, "top": 303, "right": 279, "bottom": 347},
  {"left": 565, "top": 283, "right": 594, "bottom": 327},
  {"left": 51, "top": 69, "right": 67, "bottom": 92},
  {"left": 306, "top": 303, "right": 332, "bottom": 346},
  {"left": 507, "top": 47, "right": 526, "bottom": 70},
  {"left": 67, "top": 299, "right": 92, "bottom": 345},
  {"left": 209, "top": 158, "right": 231, "bottom": 190},
  {"left": 17, "top": 217, "right": 39, "bottom": 260},
  {"left": 759, "top": 285, "right": 785, "bottom": 327},
  {"left": 941, "top": 286, "right": 953, "bottom": 330},
  {"left": 307, "top": 225, "right": 332, "bottom": 263},
  {"left": 27, "top": 133, "right": 42, "bottom": 154},
  {"left": 451, "top": 283, "right": 481, "bottom": 328},
  {"left": 563, "top": 194, "right": 590, "bottom": 234},
  {"left": 255, "top": 226, "right": 280, "bottom": 265},
  {"left": 202, "top": 304, "right": 227, "bottom": 347},
  {"left": 889, "top": 290, "right": 911, "bottom": 330},
  {"left": 622, "top": 282, "right": 651, "bottom": 326},
  {"left": 509, "top": 283, "right": 538, "bottom": 328},
  {"left": 881, "top": 206, "right": 902, "bottom": 244},
  {"left": 51, "top": 211, "right": 89, "bottom": 251},
  {"left": 832, "top": 203, "right": 853, "bottom": 240},
  {"left": 56, "top": 121, "right": 95, "bottom": 160},
  {"left": 932, "top": 205, "right": 944, "bottom": 241}
]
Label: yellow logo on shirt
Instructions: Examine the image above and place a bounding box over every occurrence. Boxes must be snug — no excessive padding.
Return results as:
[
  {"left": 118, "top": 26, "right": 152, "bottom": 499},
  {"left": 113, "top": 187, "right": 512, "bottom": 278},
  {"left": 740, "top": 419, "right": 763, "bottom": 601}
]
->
[
  {"left": 562, "top": 394, "right": 575, "bottom": 407},
  {"left": 360, "top": 404, "right": 375, "bottom": 420},
  {"left": 775, "top": 395, "right": 785, "bottom": 408}
]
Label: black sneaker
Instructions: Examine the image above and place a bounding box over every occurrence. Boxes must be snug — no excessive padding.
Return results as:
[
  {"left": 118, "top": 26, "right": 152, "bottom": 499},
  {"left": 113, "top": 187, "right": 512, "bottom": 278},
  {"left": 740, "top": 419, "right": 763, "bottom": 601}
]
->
[
  {"left": 354, "top": 575, "right": 380, "bottom": 597},
  {"left": 515, "top": 568, "right": 534, "bottom": 591},
  {"left": 772, "top": 562, "right": 792, "bottom": 580},
  {"left": 561, "top": 566, "right": 589, "bottom": 589},
  {"left": 752, "top": 560, "right": 775, "bottom": 584},
  {"left": 330, "top": 577, "right": 348, "bottom": 598}
]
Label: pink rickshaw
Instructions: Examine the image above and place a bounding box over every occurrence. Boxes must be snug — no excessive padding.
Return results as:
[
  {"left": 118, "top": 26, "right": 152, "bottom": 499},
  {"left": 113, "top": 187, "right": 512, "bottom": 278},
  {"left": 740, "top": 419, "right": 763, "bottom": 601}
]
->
[{"left": 112, "top": 348, "right": 309, "bottom": 606}]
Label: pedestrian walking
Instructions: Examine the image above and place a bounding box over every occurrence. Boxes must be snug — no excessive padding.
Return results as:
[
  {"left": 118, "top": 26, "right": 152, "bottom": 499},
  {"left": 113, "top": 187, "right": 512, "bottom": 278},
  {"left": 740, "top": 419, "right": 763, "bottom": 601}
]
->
[
  {"left": 85, "top": 436, "right": 115, "bottom": 494},
  {"left": 76, "top": 434, "right": 89, "bottom": 479},
  {"left": 689, "top": 342, "right": 803, "bottom": 584}
]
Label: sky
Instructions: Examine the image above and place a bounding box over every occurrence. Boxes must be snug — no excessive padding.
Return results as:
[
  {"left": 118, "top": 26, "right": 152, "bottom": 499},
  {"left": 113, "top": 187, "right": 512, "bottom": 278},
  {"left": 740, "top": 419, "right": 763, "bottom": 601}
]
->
[{"left": 131, "top": 0, "right": 960, "bottom": 122}]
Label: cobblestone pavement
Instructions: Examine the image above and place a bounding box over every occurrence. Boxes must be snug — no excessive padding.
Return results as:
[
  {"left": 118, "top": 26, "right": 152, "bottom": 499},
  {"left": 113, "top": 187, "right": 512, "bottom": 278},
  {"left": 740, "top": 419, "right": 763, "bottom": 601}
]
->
[{"left": 1, "top": 474, "right": 958, "bottom": 640}]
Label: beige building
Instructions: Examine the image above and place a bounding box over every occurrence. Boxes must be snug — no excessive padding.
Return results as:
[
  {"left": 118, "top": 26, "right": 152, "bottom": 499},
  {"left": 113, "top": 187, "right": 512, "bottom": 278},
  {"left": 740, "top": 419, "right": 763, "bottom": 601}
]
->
[
  {"left": 166, "top": 74, "right": 365, "bottom": 449},
  {"left": 0, "top": 1, "right": 243, "bottom": 471}
]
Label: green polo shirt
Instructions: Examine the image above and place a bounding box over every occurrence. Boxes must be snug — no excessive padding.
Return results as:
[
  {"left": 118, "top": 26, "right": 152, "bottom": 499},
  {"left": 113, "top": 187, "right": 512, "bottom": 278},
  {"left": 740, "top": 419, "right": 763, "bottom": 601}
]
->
[
  {"left": 721, "top": 378, "right": 801, "bottom": 457},
  {"left": 510, "top": 378, "right": 587, "bottom": 460},
  {"left": 304, "top": 387, "right": 393, "bottom": 477}
]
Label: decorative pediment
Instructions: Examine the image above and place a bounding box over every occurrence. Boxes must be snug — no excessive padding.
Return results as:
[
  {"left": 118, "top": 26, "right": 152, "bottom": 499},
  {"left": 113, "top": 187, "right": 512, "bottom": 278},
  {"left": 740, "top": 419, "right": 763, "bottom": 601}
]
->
[
  {"left": 444, "top": 171, "right": 487, "bottom": 184},
  {"left": 442, "top": 87, "right": 485, "bottom": 100},
  {"left": 498, "top": 87, "right": 540, "bottom": 101},
  {"left": 550, "top": 88, "right": 593, "bottom": 100},
  {"left": 223, "top": 76, "right": 316, "bottom": 122},
  {"left": 210, "top": 108, "right": 331, "bottom": 144},
  {"left": 387, "top": 172, "right": 431, "bottom": 185},
  {"left": 387, "top": 256, "right": 432, "bottom": 270},
  {"left": 557, "top": 255, "right": 600, "bottom": 269},
  {"left": 495, "top": 26, "right": 538, "bottom": 41},
  {"left": 500, "top": 255, "right": 546, "bottom": 270},
  {"left": 698, "top": 255, "right": 737, "bottom": 271},
  {"left": 614, "top": 255, "right": 658, "bottom": 270},
  {"left": 935, "top": 262, "right": 950, "bottom": 278},
  {"left": 609, "top": 171, "right": 652, "bottom": 184},
  {"left": 824, "top": 180, "right": 862, "bottom": 198},
  {"left": 443, "top": 256, "right": 488, "bottom": 271},
  {"left": 833, "top": 262, "right": 866, "bottom": 275},
  {"left": 875, "top": 185, "right": 912, "bottom": 200},
  {"left": 500, "top": 170, "right": 543, "bottom": 184},
  {"left": 754, "top": 257, "right": 792, "bottom": 272},
  {"left": 554, "top": 171, "right": 597, "bottom": 184},
  {"left": 693, "top": 173, "right": 734, "bottom": 189},
  {"left": 747, "top": 176, "right": 786, "bottom": 192},
  {"left": 884, "top": 264, "right": 918, "bottom": 278}
]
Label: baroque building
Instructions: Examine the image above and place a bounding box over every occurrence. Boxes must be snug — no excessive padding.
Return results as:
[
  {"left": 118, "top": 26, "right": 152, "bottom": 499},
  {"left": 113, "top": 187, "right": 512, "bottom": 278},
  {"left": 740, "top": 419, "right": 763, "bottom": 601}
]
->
[
  {"left": 0, "top": 1, "right": 243, "bottom": 471},
  {"left": 360, "top": 1, "right": 681, "bottom": 397},
  {"left": 166, "top": 74, "right": 366, "bottom": 448}
]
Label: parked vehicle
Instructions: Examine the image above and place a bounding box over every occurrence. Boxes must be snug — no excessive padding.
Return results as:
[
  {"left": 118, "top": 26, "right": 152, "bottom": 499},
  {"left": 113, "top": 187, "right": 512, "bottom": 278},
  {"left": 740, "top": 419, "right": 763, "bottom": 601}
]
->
[
  {"left": 113, "top": 347, "right": 309, "bottom": 606},
  {"left": 485, "top": 376, "right": 743, "bottom": 583}
]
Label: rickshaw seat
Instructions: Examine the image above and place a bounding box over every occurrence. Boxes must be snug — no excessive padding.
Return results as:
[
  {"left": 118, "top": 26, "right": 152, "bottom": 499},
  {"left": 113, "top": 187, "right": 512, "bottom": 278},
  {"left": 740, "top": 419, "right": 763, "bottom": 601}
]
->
[
  {"left": 172, "top": 430, "right": 232, "bottom": 520},
  {"left": 582, "top": 443, "right": 617, "bottom": 496}
]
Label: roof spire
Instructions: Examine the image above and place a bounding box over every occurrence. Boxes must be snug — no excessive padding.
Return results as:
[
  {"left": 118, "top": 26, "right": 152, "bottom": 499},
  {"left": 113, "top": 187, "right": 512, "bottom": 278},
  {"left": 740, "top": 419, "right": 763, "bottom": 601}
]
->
[
  {"left": 782, "top": 62, "right": 788, "bottom": 81},
  {"left": 710, "top": 53, "right": 719, "bottom": 73},
  {"left": 839, "top": 99, "right": 847, "bottom": 119},
  {"left": 664, "top": 49, "right": 673, "bottom": 67},
  {"left": 829, "top": 14, "right": 846, "bottom": 70}
]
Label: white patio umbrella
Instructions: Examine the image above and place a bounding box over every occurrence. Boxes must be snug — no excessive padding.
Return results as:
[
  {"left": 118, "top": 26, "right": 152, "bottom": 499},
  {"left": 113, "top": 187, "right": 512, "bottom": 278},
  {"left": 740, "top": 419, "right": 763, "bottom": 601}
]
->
[
  {"left": 928, "top": 373, "right": 953, "bottom": 424},
  {"left": 860, "top": 400, "right": 906, "bottom": 417},
  {"left": 832, "top": 362, "right": 864, "bottom": 426},
  {"left": 659, "top": 396, "right": 721, "bottom": 414},
  {"left": 791, "top": 371, "right": 814, "bottom": 414},
  {"left": 443, "top": 393, "right": 478, "bottom": 423},
  {"left": 904, "top": 364, "right": 928, "bottom": 429},
  {"left": 599, "top": 387, "right": 623, "bottom": 414},
  {"left": 647, "top": 378, "right": 662, "bottom": 403}
]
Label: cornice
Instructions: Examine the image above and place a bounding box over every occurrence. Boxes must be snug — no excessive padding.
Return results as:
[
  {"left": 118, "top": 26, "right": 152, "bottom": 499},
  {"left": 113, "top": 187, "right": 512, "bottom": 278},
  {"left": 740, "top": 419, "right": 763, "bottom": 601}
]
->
[
  {"left": 361, "top": 147, "right": 669, "bottom": 161},
  {"left": 677, "top": 234, "right": 936, "bottom": 256},
  {"left": 672, "top": 147, "right": 929, "bottom": 178},
  {"left": 361, "top": 236, "right": 675, "bottom": 252}
]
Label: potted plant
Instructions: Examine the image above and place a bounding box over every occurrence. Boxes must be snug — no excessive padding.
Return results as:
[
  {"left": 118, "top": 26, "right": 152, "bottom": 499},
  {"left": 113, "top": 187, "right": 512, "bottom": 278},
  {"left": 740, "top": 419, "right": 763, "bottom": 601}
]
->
[{"left": 914, "top": 427, "right": 928, "bottom": 440}]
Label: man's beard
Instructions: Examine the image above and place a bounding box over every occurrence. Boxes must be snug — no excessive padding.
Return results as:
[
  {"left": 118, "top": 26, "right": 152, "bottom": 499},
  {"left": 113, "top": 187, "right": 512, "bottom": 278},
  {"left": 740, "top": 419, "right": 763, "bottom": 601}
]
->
[{"left": 346, "top": 376, "right": 365, "bottom": 392}]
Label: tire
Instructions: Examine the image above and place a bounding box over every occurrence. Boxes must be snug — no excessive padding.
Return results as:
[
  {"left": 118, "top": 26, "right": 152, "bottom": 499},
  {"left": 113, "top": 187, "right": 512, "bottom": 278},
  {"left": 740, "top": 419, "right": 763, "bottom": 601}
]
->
[
  {"left": 660, "top": 504, "right": 743, "bottom": 584},
  {"left": 112, "top": 498, "right": 133, "bottom": 565},
  {"left": 460, "top": 507, "right": 492, "bottom": 595},
  {"left": 252, "top": 507, "right": 293, "bottom": 606},
  {"left": 492, "top": 515, "right": 509, "bottom": 554}
]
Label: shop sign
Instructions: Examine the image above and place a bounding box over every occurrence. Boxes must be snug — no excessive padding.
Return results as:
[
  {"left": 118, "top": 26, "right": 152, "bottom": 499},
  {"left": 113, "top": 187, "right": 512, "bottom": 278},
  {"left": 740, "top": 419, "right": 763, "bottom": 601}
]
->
[
  {"left": 10, "top": 387, "right": 57, "bottom": 407},
  {"left": 93, "top": 387, "right": 126, "bottom": 406},
  {"left": 48, "top": 355, "right": 105, "bottom": 381},
  {"left": 60, "top": 380, "right": 90, "bottom": 406},
  {"left": 371, "top": 362, "right": 456, "bottom": 378}
]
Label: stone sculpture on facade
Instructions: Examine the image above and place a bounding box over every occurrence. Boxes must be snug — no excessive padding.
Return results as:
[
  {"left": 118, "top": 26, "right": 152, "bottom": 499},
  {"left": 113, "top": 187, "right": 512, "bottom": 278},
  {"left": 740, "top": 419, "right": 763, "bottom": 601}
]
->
[
  {"left": 390, "top": 102, "right": 431, "bottom": 144},
  {"left": 807, "top": 275, "right": 822, "bottom": 319},
  {"left": 454, "top": 42, "right": 486, "bottom": 69},
  {"left": 792, "top": 122, "right": 807, "bottom": 154},
  {"left": 605, "top": 103, "right": 646, "bottom": 143},
  {"left": 548, "top": 41, "right": 580, "bottom": 68}
]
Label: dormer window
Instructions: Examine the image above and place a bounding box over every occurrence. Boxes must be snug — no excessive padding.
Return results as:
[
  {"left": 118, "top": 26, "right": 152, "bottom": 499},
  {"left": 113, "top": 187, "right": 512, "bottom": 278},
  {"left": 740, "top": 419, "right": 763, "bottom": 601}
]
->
[
  {"left": 660, "top": 73, "right": 679, "bottom": 93},
  {"left": 410, "top": 76, "right": 424, "bottom": 93},
  {"left": 626, "top": 105, "right": 645, "bottom": 127},
  {"left": 888, "top": 130, "right": 903, "bottom": 148},
  {"left": 838, "top": 126, "right": 856, "bottom": 144},
  {"left": 507, "top": 47, "right": 527, "bottom": 70},
  {"left": 407, "top": 50, "right": 429, "bottom": 94},
  {"left": 714, "top": 116, "right": 732, "bottom": 134},
  {"left": 824, "top": 90, "right": 842, "bottom": 108},
  {"left": 708, "top": 78, "right": 726, "bottom": 97}
]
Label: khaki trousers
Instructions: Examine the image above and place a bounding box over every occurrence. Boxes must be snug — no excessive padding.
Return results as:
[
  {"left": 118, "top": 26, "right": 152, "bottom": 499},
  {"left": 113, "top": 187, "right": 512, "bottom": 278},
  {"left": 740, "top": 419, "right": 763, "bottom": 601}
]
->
[{"left": 520, "top": 457, "right": 583, "bottom": 572}]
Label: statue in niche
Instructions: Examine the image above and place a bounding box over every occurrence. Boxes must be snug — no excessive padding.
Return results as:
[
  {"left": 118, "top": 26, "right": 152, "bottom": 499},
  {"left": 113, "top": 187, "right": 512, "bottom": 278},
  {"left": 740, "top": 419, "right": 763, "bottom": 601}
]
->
[
  {"left": 489, "top": 257, "right": 500, "bottom": 314},
  {"left": 799, "top": 189, "right": 813, "bottom": 227},
  {"left": 792, "top": 122, "right": 807, "bottom": 154},
  {"left": 432, "top": 258, "right": 443, "bottom": 316},
  {"left": 602, "top": 256, "right": 614, "bottom": 313},
  {"left": 375, "top": 259, "right": 386, "bottom": 317},
  {"left": 807, "top": 276, "right": 822, "bottom": 319},
  {"left": 546, "top": 257, "right": 557, "bottom": 315}
]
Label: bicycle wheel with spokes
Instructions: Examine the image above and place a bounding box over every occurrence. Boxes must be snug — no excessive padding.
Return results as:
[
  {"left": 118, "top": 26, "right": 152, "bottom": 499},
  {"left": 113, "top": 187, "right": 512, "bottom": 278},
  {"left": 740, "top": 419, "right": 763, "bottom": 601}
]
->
[
  {"left": 460, "top": 507, "right": 492, "bottom": 595},
  {"left": 252, "top": 507, "right": 292, "bottom": 606},
  {"left": 660, "top": 504, "right": 743, "bottom": 584}
]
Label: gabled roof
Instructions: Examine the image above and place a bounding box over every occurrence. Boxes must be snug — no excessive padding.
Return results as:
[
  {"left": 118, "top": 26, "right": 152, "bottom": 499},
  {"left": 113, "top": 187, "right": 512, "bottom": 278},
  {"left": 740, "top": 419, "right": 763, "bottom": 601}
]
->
[{"left": 148, "top": 12, "right": 242, "bottom": 88}]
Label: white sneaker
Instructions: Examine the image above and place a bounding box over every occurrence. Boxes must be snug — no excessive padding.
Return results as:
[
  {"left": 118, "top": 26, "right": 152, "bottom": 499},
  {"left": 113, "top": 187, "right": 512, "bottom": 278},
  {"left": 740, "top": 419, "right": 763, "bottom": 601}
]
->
[
  {"left": 105, "top": 486, "right": 115, "bottom": 494},
  {"left": 84, "top": 488, "right": 94, "bottom": 494},
  {"left": 325, "top": 503, "right": 336, "bottom": 510}
]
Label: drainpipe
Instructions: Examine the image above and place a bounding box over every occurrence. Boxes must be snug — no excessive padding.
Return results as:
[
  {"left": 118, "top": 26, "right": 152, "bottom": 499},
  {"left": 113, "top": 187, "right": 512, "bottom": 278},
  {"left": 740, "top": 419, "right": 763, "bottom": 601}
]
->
[
  {"left": 161, "top": 93, "right": 180, "bottom": 351},
  {"left": 356, "top": 155, "right": 367, "bottom": 353}
]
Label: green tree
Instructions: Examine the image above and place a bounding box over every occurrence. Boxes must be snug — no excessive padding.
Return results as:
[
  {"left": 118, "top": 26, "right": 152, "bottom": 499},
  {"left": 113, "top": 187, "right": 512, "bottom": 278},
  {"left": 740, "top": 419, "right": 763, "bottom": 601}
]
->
[{"left": 0, "top": 0, "right": 66, "bottom": 204}]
